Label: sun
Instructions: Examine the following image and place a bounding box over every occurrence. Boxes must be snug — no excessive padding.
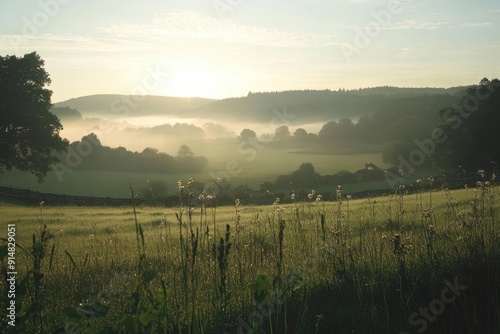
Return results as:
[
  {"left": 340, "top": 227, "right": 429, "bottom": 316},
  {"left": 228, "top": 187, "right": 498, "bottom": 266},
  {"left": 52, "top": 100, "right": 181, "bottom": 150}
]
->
[{"left": 165, "top": 67, "right": 221, "bottom": 98}]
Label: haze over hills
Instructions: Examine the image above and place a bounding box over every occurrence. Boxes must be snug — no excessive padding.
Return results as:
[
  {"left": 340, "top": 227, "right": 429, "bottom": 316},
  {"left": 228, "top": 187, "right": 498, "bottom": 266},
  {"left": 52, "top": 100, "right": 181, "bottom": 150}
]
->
[
  {"left": 55, "top": 94, "right": 216, "bottom": 117},
  {"left": 54, "top": 86, "right": 469, "bottom": 125},
  {"left": 6, "top": 81, "right": 495, "bottom": 198},
  {"left": 45, "top": 84, "right": 476, "bottom": 178}
]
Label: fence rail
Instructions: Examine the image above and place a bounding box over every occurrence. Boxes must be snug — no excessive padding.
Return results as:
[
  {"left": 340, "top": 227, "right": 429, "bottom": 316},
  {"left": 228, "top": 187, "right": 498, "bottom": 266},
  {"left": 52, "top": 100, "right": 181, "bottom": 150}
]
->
[
  {"left": 0, "top": 173, "right": 487, "bottom": 207},
  {"left": 0, "top": 186, "right": 155, "bottom": 206}
]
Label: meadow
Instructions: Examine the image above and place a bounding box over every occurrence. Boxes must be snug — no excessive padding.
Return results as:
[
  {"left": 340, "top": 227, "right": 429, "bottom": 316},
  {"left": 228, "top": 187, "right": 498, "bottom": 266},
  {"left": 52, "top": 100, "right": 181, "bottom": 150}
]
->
[
  {"left": 1, "top": 179, "right": 499, "bottom": 333},
  {"left": 0, "top": 151, "right": 388, "bottom": 197}
]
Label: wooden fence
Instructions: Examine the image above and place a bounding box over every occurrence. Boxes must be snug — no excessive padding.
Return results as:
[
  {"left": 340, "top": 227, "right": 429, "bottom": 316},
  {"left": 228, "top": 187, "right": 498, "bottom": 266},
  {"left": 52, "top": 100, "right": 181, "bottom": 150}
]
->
[
  {"left": 0, "top": 173, "right": 485, "bottom": 207},
  {"left": 0, "top": 186, "right": 156, "bottom": 206}
]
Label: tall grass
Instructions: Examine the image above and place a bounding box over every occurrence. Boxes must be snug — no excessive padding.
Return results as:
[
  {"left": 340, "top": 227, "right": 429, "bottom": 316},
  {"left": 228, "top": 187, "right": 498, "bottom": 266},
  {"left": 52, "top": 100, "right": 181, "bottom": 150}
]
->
[{"left": 0, "top": 177, "right": 499, "bottom": 333}]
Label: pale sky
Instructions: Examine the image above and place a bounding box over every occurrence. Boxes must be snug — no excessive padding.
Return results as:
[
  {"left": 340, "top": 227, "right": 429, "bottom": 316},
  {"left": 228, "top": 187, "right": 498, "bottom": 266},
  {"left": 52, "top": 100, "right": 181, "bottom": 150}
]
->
[{"left": 1, "top": 0, "right": 499, "bottom": 102}]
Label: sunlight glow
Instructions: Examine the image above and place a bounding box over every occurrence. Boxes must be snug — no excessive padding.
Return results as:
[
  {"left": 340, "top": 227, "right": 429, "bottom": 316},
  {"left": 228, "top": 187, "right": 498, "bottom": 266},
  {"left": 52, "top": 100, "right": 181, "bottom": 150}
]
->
[{"left": 165, "top": 67, "right": 221, "bottom": 98}]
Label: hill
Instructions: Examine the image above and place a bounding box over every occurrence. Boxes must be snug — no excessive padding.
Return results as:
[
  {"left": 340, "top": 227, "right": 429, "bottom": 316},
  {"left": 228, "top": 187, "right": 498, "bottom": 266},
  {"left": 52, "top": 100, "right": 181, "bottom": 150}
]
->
[
  {"left": 55, "top": 94, "right": 216, "bottom": 117},
  {"left": 54, "top": 87, "right": 468, "bottom": 125},
  {"left": 191, "top": 88, "right": 466, "bottom": 123}
]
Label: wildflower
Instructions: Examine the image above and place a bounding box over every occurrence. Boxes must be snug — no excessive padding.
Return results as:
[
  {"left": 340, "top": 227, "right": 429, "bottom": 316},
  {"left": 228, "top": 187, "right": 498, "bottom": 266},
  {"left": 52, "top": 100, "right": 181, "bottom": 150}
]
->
[
  {"left": 477, "top": 169, "right": 486, "bottom": 179},
  {"left": 291, "top": 193, "right": 296, "bottom": 200},
  {"left": 308, "top": 193, "right": 314, "bottom": 200},
  {"left": 336, "top": 186, "right": 342, "bottom": 199},
  {"left": 427, "top": 176, "right": 434, "bottom": 186},
  {"left": 198, "top": 194, "right": 205, "bottom": 202},
  {"left": 492, "top": 173, "right": 497, "bottom": 181},
  {"left": 216, "top": 177, "right": 223, "bottom": 183},
  {"left": 311, "top": 190, "right": 316, "bottom": 195},
  {"left": 399, "top": 169, "right": 404, "bottom": 177},
  {"left": 392, "top": 234, "right": 409, "bottom": 255},
  {"left": 235, "top": 198, "right": 240, "bottom": 206},
  {"left": 275, "top": 207, "right": 285, "bottom": 214},
  {"left": 177, "top": 180, "right": 184, "bottom": 191},
  {"left": 346, "top": 195, "right": 352, "bottom": 200},
  {"left": 187, "top": 178, "right": 194, "bottom": 186},
  {"left": 421, "top": 209, "right": 432, "bottom": 219},
  {"left": 416, "top": 179, "right": 422, "bottom": 186},
  {"left": 316, "top": 195, "right": 323, "bottom": 202}
]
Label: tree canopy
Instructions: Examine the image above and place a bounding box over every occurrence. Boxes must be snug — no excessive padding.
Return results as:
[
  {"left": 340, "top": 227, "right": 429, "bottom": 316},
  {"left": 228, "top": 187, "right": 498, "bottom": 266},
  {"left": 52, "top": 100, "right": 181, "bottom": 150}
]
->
[
  {"left": 0, "top": 52, "right": 67, "bottom": 181},
  {"left": 432, "top": 78, "right": 500, "bottom": 175}
]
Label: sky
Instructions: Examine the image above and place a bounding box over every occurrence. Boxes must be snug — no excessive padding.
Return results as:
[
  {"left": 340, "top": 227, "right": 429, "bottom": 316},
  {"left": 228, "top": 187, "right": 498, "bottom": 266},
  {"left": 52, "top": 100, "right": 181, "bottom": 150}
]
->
[{"left": 1, "top": 0, "right": 499, "bottom": 102}]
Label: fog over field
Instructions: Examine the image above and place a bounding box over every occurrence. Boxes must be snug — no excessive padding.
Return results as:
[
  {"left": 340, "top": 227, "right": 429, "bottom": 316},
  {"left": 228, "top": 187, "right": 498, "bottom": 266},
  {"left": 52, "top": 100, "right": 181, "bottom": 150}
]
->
[{"left": 53, "top": 88, "right": 465, "bottom": 154}]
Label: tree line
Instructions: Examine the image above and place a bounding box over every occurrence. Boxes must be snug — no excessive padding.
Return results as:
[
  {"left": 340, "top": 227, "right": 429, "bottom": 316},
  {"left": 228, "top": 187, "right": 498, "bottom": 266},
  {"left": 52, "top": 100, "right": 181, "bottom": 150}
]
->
[{"left": 56, "top": 133, "right": 208, "bottom": 174}]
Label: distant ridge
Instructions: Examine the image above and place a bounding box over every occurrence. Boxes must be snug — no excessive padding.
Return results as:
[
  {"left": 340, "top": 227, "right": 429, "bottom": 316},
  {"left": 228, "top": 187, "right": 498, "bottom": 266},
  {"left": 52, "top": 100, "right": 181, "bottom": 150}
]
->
[
  {"left": 53, "top": 86, "right": 470, "bottom": 123},
  {"left": 345, "top": 85, "right": 470, "bottom": 96},
  {"left": 55, "top": 94, "right": 216, "bottom": 117}
]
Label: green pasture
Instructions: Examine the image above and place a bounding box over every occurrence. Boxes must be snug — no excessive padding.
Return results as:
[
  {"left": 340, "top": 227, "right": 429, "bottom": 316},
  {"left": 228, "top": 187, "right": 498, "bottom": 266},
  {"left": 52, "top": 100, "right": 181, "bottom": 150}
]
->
[
  {"left": 0, "top": 184, "right": 499, "bottom": 333},
  {"left": 0, "top": 150, "right": 390, "bottom": 197}
]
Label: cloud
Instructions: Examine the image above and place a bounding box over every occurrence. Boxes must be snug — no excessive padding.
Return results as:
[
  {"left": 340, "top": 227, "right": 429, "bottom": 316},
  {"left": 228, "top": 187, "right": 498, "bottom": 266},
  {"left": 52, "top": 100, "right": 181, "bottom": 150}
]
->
[
  {"left": 397, "top": 47, "right": 412, "bottom": 57},
  {"left": 0, "top": 33, "right": 159, "bottom": 55},
  {"left": 98, "top": 10, "right": 337, "bottom": 47},
  {"left": 388, "top": 20, "right": 450, "bottom": 30},
  {"left": 326, "top": 19, "right": 451, "bottom": 32},
  {"left": 462, "top": 22, "right": 491, "bottom": 28}
]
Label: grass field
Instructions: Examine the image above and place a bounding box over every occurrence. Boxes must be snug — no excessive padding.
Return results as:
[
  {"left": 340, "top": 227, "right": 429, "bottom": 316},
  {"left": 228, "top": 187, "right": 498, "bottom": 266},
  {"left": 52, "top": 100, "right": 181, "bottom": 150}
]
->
[
  {"left": 1, "top": 180, "right": 499, "bottom": 333},
  {"left": 0, "top": 151, "right": 389, "bottom": 197}
]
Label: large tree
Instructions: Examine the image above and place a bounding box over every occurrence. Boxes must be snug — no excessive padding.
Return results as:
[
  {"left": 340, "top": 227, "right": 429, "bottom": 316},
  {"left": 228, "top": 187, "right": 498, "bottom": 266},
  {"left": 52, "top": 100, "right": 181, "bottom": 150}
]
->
[
  {"left": 0, "top": 52, "right": 68, "bottom": 181},
  {"left": 432, "top": 78, "right": 500, "bottom": 175}
]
